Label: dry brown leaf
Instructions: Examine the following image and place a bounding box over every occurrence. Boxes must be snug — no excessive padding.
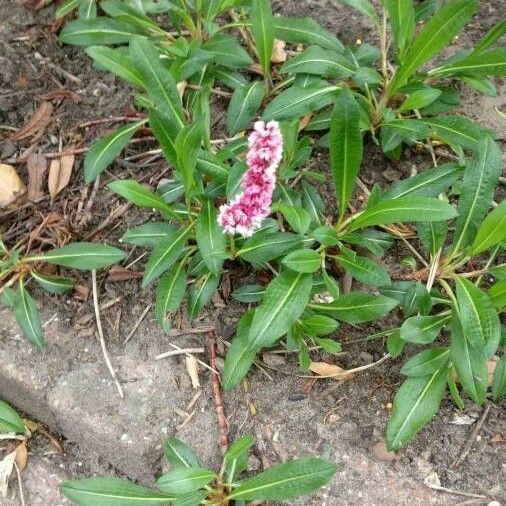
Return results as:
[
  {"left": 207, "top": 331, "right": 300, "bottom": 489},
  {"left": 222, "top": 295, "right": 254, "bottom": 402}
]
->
[
  {"left": 0, "top": 449, "right": 16, "bottom": 498},
  {"left": 271, "top": 39, "right": 287, "bottom": 63},
  {"left": 10, "top": 101, "right": 53, "bottom": 142},
  {"left": 14, "top": 441, "right": 28, "bottom": 472},
  {"left": 177, "top": 81, "right": 187, "bottom": 100},
  {"left": 74, "top": 284, "right": 90, "bottom": 301},
  {"left": 185, "top": 355, "right": 200, "bottom": 389},
  {"left": 0, "top": 164, "right": 26, "bottom": 207},
  {"left": 48, "top": 152, "right": 74, "bottom": 201},
  {"left": 27, "top": 153, "right": 47, "bottom": 200},
  {"left": 309, "top": 361, "right": 355, "bottom": 381},
  {"left": 107, "top": 266, "right": 143, "bottom": 282}
]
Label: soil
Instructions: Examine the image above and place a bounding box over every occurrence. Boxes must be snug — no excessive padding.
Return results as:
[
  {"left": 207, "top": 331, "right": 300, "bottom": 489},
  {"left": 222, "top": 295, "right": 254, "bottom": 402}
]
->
[{"left": 1, "top": 0, "right": 505, "bottom": 505}]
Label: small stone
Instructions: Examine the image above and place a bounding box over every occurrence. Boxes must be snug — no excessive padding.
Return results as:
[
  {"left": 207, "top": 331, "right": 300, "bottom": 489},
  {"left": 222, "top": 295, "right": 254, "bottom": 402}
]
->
[{"left": 372, "top": 441, "right": 396, "bottom": 462}]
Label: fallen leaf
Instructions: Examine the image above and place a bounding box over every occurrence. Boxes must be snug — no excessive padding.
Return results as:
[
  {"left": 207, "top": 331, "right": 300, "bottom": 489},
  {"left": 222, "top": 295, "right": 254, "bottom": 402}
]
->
[
  {"left": 27, "top": 153, "right": 47, "bottom": 200},
  {"left": 185, "top": 355, "right": 200, "bottom": 389},
  {"left": 10, "top": 101, "right": 53, "bottom": 142},
  {"left": 490, "top": 433, "right": 504, "bottom": 443},
  {"left": 0, "top": 450, "right": 16, "bottom": 497},
  {"left": 271, "top": 39, "right": 287, "bottom": 63},
  {"left": 74, "top": 284, "right": 90, "bottom": 301},
  {"left": 48, "top": 152, "right": 74, "bottom": 201},
  {"left": 309, "top": 361, "right": 355, "bottom": 380},
  {"left": 177, "top": 81, "right": 187, "bottom": 100},
  {"left": 0, "top": 164, "right": 26, "bottom": 207},
  {"left": 14, "top": 441, "right": 28, "bottom": 472},
  {"left": 487, "top": 358, "right": 497, "bottom": 386},
  {"left": 107, "top": 266, "right": 143, "bottom": 282}
]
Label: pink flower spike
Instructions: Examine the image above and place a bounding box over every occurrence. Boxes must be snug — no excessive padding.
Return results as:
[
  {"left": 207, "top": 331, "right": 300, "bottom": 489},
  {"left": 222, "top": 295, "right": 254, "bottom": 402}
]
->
[{"left": 218, "top": 121, "right": 283, "bottom": 238}]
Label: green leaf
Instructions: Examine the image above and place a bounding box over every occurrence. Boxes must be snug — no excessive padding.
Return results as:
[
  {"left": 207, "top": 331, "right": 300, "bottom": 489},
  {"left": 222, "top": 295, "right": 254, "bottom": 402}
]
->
[
  {"left": 329, "top": 88, "right": 363, "bottom": 221},
  {"left": 333, "top": 247, "right": 390, "bottom": 287},
  {"left": 227, "top": 81, "right": 265, "bottom": 135},
  {"left": 272, "top": 17, "right": 344, "bottom": 52},
  {"left": 398, "top": 87, "right": 441, "bottom": 113},
  {"left": 251, "top": 0, "right": 274, "bottom": 78},
  {"left": 489, "top": 280, "right": 506, "bottom": 309},
  {"left": 470, "top": 202, "right": 506, "bottom": 255},
  {"left": 163, "top": 438, "right": 201, "bottom": 469},
  {"left": 447, "top": 367, "right": 465, "bottom": 410},
  {"left": 454, "top": 276, "right": 500, "bottom": 356},
  {"left": 472, "top": 19, "right": 506, "bottom": 55},
  {"left": 450, "top": 316, "right": 487, "bottom": 405},
  {"left": 276, "top": 204, "right": 311, "bottom": 235},
  {"left": 338, "top": 0, "right": 378, "bottom": 23},
  {"left": 402, "top": 283, "right": 431, "bottom": 317},
  {"left": 108, "top": 180, "right": 180, "bottom": 221},
  {"left": 429, "top": 48, "right": 506, "bottom": 77},
  {"left": 149, "top": 109, "right": 178, "bottom": 167},
  {"left": 348, "top": 197, "right": 457, "bottom": 231},
  {"left": 84, "top": 120, "right": 146, "bottom": 183},
  {"left": 203, "top": 34, "right": 253, "bottom": 69},
  {"left": 423, "top": 115, "right": 495, "bottom": 151},
  {"left": 101, "top": 1, "right": 164, "bottom": 35},
  {"left": 38, "top": 242, "right": 125, "bottom": 270},
  {"left": 383, "top": 163, "right": 462, "bottom": 200},
  {"left": 0, "top": 400, "right": 26, "bottom": 434},
  {"left": 263, "top": 85, "right": 338, "bottom": 121},
  {"left": 416, "top": 221, "right": 448, "bottom": 257},
  {"left": 229, "top": 458, "right": 338, "bottom": 501},
  {"left": 311, "top": 226, "right": 338, "bottom": 246},
  {"left": 223, "top": 271, "right": 313, "bottom": 389},
  {"left": 32, "top": 272, "right": 74, "bottom": 295},
  {"left": 386, "top": 367, "right": 447, "bottom": 450},
  {"left": 340, "top": 229, "right": 393, "bottom": 256},
  {"left": 78, "top": 0, "right": 96, "bottom": 19},
  {"left": 282, "top": 249, "right": 321, "bottom": 273},
  {"left": 280, "top": 46, "right": 355, "bottom": 78},
  {"left": 380, "top": 119, "right": 430, "bottom": 152},
  {"left": 56, "top": 0, "right": 81, "bottom": 18},
  {"left": 232, "top": 284, "right": 265, "bottom": 303},
  {"left": 195, "top": 199, "right": 226, "bottom": 275},
  {"left": 187, "top": 271, "right": 220, "bottom": 320},
  {"left": 159, "top": 180, "right": 184, "bottom": 204},
  {"left": 301, "top": 315, "right": 339, "bottom": 336},
  {"left": 175, "top": 120, "right": 203, "bottom": 192},
  {"left": 157, "top": 468, "right": 215, "bottom": 495},
  {"left": 400, "top": 314, "right": 450, "bottom": 344},
  {"left": 196, "top": 151, "right": 230, "bottom": 183},
  {"left": 86, "top": 46, "right": 143, "bottom": 87},
  {"left": 172, "top": 492, "right": 206, "bottom": 506},
  {"left": 214, "top": 67, "right": 249, "bottom": 90},
  {"left": 121, "top": 222, "right": 175, "bottom": 247},
  {"left": 492, "top": 354, "right": 506, "bottom": 400},
  {"left": 452, "top": 136, "right": 502, "bottom": 252},
  {"left": 143, "top": 225, "right": 192, "bottom": 287},
  {"left": 400, "top": 348, "right": 450, "bottom": 377},
  {"left": 60, "top": 18, "right": 142, "bottom": 46},
  {"left": 387, "top": 331, "right": 405, "bottom": 358},
  {"left": 237, "top": 231, "right": 302, "bottom": 264},
  {"left": 129, "top": 37, "right": 185, "bottom": 129},
  {"left": 309, "top": 292, "right": 398, "bottom": 323},
  {"left": 388, "top": 0, "right": 477, "bottom": 94},
  {"left": 60, "top": 477, "right": 174, "bottom": 506},
  {"left": 155, "top": 262, "right": 186, "bottom": 333},
  {"left": 384, "top": 0, "right": 415, "bottom": 60},
  {"left": 223, "top": 435, "right": 255, "bottom": 482}
]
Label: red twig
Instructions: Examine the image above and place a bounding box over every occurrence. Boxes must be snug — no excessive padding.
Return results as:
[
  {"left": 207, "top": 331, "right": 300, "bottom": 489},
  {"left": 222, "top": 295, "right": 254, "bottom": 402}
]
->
[{"left": 207, "top": 330, "right": 229, "bottom": 455}]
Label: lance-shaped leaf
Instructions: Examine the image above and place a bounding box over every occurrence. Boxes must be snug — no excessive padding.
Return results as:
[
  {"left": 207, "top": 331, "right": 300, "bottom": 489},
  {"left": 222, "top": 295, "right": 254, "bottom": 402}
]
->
[
  {"left": 195, "top": 199, "right": 226, "bottom": 275},
  {"left": 129, "top": 37, "right": 185, "bottom": 130},
  {"left": 203, "top": 34, "right": 253, "bottom": 69},
  {"left": 272, "top": 17, "right": 344, "bottom": 52},
  {"left": 155, "top": 262, "right": 187, "bottom": 333},
  {"left": 429, "top": 48, "right": 506, "bottom": 77},
  {"left": 32, "top": 272, "right": 74, "bottom": 295},
  {"left": 338, "top": 0, "right": 378, "bottom": 23},
  {"left": 229, "top": 458, "right": 338, "bottom": 501},
  {"left": 11, "top": 281, "right": 44, "bottom": 349},
  {"left": 237, "top": 231, "right": 302, "bottom": 264},
  {"left": 157, "top": 468, "right": 216, "bottom": 495},
  {"left": 380, "top": 119, "right": 430, "bottom": 152},
  {"left": 400, "top": 347, "right": 450, "bottom": 377},
  {"left": 60, "top": 18, "right": 142, "bottom": 46},
  {"left": 60, "top": 477, "right": 175, "bottom": 506},
  {"left": 452, "top": 136, "right": 502, "bottom": 253},
  {"left": 471, "top": 19, "right": 506, "bottom": 55},
  {"left": 149, "top": 109, "right": 178, "bottom": 167},
  {"left": 187, "top": 270, "right": 220, "bottom": 320},
  {"left": 84, "top": 120, "right": 147, "bottom": 183},
  {"left": 86, "top": 46, "right": 143, "bottom": 87},
  {"left": 400, "top": 314, "right": 450, "bottom": 344},
  {"left": 174, "top": 120, "right": 203, "bottom": 192},
  {"left": 143, "top": 225, "right": 192, "bottom": 287},
  {"left": 227, "top": 81, "right": 265, "bottom": 135},
  {"left": 489, "top": 280, "right": 506, "bottom": 309},
  {"left": 450, "top": 316, "right": 487, "bottom": 405},
  {"left": 251, "top": 0, "right": 274, "bottom": 78},
  {"left": 348, "top": 197, "right": 457, "bottom": 231},
  {"left": 309, "top": 292, "right": 398, "bottom": 323},
  {"left": 398, "top": 87, "right": 441, "bottom": 113},
  {"left": 121, "top": 222, "right": 175, "bottom": 247},
  {"left": 223, "top": 435, "right": 255, "bottom": 483},
  {"left": 232, "top": 284, "right": 265, "bottom": 303},
  {"left": 384, "top": 0, "right": 415, "bottom": 60},
  {"left": 101, "top": 0, "right": 164, "bottom": 35},
  {"left": 470, "top": 201, "right": 506, "bottom": 255},
  {"left": 79, "top": 0, "right": 96, "bottom": 19},
  {"left": 163, "top": 438, "right": 201, "bottom": 469},
  {"left": 454, "top": 276, "right": 500, "bottom": 357},
  {"left": 329, "top": 88, "right": 363, "bottom": 221},
  {"left": 56, "top": 0, "right": 81, "bottom": 18},
  {"left": 0, "top": 400, "right": 26, "bottom": 434},
  {"left": 263, "top": 85, "right": 339, "bottom": 121},
  {"left": 282, "top": 249, "right": 321, "bottom": 273},
  {"left": 36, "top": 242, "right": 125, "bottom": 270},
  {"left": 333, "top": 247, "right": 390, "bottom": 286},
  {"left": 386, "top": 366, "right": 447, "bottom": 450},
  {"left": 388, "top": 0, "right": 477, "bottom": 94},
  {"left": 492, "top": 354, "right": 506, "bottom": 400}
]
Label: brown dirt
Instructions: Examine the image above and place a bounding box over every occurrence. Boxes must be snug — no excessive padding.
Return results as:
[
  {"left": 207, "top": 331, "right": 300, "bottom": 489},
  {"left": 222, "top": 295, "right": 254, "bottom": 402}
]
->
[{"left": 1, "top": 0, "right": 505, "bottom": 505}]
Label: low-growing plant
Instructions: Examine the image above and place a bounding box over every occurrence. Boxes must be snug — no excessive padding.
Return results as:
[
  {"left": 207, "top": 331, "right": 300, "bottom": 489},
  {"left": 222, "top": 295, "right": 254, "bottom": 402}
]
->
[
  {"left": 0, "top": 237, "right": 125, "bottom": 347},
  {"left": 0, "top": 399, "right": 26, "bottom": 436},
  {"left": 60, "top": 435, "right": 338, "bottom": 505},
  {"left": 51, "top": 0, "right": 506, "bottom": 451}
]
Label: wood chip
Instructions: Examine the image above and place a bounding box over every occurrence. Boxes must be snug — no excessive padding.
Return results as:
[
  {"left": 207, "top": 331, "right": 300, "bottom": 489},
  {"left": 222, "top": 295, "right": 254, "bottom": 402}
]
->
[
  {"left": 271, "top": 39, "right": 287, "bottom": 63},
  {"left": 10, "top": 101, "right": 53, "bottom": 142},
  {"left": 0, "top": 163, "right": 25, "bottom": 207},
  {"left": 185, "top": 355, "right": 200, "bottom": 389},
  {"left": 27, "top": 153, "right": 47, "bottom": 200},
  {"left": 48, "top": 151, "right": 74, "bottom": 201}
]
